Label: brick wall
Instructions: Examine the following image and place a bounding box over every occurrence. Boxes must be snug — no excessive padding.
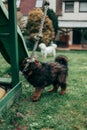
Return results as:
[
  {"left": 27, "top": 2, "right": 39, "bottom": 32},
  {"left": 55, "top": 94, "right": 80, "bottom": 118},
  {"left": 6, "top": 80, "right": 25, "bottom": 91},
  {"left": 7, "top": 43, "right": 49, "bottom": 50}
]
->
[{"left": 56, "top": 0, "right": 62, "bottom": 16}]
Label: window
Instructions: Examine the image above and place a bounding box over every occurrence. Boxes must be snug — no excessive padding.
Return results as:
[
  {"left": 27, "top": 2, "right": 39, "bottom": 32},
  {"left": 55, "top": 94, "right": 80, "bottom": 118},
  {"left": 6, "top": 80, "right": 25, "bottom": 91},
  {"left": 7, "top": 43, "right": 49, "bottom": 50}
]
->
[
  {"left": 16, "top": 0, "right": 21, "bottom": 8},
  {"left": 79, "top": 2, "right": 87, "bottom": 12},
  {"left": 65, "top": 2, "right": 74, "bottom": 12},
  {"left": 35, "top": 0, "right": 43, "bottom": 7}
]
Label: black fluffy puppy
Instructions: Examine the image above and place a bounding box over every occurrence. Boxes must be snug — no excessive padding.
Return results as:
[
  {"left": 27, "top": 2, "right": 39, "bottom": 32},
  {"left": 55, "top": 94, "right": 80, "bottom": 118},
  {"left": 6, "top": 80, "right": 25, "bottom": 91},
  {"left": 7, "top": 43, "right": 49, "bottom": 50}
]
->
[{"left": 20, "top": 55, "right": 68, "bottom": 101}]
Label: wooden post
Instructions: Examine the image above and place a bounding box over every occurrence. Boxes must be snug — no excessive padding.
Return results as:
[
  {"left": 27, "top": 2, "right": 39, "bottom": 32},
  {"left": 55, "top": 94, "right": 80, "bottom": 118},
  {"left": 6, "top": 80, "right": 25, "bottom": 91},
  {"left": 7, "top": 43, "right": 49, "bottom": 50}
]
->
[{"left": 8, "top": 0, "right": 19, "bottom": 87}]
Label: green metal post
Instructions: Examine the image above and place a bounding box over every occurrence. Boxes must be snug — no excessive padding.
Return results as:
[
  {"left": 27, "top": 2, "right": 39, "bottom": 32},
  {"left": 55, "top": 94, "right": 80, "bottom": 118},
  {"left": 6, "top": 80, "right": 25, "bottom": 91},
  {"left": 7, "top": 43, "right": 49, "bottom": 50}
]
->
[{"left": 8, "top": 0, "right": 19, "bottom": 87}]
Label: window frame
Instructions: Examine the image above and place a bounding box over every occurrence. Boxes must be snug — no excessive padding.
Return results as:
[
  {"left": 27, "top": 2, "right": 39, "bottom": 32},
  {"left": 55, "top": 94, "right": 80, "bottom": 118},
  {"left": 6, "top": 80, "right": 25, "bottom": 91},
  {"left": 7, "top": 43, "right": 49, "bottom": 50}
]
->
[
  {"left": 65, "top": 1, "right": 74, "bottom": 13},
  {"left": 79, "top": 2, "right": 87, "bottom": 12}
]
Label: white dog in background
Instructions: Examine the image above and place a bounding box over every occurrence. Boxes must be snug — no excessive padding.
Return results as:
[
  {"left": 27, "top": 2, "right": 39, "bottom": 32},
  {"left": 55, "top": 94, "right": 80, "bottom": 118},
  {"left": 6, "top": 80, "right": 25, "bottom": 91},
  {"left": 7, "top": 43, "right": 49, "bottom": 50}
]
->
[
  {"left": 39, "top": 42, "right": 57, "bottom": 58},
  {"left": 50, "top": 41, "right": 57, "bottom": 49}
]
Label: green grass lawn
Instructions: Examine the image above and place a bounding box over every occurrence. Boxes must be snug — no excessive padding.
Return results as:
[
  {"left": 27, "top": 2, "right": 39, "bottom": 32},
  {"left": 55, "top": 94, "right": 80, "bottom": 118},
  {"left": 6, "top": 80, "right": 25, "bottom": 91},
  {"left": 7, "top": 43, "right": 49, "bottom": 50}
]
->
[{"left": 0, "top": 50, "right": 87, "bottom": 130}]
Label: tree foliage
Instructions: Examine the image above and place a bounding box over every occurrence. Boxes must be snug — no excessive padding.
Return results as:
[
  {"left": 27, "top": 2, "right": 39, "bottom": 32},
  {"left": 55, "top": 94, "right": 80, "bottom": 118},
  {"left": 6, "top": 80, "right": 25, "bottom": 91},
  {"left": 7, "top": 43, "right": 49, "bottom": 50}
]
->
[
  {"left": 47, "top": 8, "right": 58, "bottom": 36},
  {"left": 26, "top": 8, "right": 55, "bottom": 46},
  {"left": 17, "top": 11, "right": 23, "bottom": 30}
]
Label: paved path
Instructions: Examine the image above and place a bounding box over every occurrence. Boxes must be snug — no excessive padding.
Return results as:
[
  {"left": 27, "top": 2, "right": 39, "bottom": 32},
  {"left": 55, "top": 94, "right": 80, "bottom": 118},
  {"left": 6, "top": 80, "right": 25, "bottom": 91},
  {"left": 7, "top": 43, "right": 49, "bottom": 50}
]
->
[{"left": 57, "top": 44, "right": 87, "bottom": 51}]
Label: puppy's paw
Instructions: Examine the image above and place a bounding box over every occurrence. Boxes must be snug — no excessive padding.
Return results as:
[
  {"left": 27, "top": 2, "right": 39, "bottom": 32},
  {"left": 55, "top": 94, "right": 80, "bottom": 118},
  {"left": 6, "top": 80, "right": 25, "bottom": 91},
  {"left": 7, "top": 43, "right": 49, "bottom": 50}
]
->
[
  {"left": 32, "top": 88, "right": 43, "bottom": 102},
  {"left": 60, "top": 89, "right": 66, "bottom": 95},
  {"left": 32, "top": 95, "right": 40, "bottom": 102}
]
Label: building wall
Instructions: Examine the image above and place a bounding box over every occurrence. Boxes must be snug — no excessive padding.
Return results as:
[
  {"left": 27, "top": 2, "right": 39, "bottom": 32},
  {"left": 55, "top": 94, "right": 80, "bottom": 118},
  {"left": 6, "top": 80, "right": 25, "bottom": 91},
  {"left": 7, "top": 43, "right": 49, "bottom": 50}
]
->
[
  {"left": 49, "top": 0, "right": 56, "bottom": 12},
  {"left": 57, "top": 1, "right": 87, "bottom": 46},
  {"left": 56, "top": 0, "right": 62, "bottom": 16},
  {"left": 59, "top": 2, "right": 87, "bottom": 21}
]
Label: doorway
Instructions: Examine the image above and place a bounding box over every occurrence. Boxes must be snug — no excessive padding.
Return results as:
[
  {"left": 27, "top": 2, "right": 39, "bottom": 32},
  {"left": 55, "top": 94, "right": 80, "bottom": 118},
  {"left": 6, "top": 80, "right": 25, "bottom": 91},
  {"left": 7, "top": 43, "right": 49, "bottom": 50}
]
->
[{"left": 73, "top": 29, "right": 81, "bottom": 44}]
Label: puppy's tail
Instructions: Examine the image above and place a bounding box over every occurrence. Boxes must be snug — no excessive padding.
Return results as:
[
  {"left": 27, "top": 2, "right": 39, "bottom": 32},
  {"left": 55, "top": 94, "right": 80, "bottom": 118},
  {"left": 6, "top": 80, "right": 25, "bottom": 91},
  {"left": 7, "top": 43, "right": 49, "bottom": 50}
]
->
[{"left": 55, "top": 55, "right": 68, "bottom": 67}]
